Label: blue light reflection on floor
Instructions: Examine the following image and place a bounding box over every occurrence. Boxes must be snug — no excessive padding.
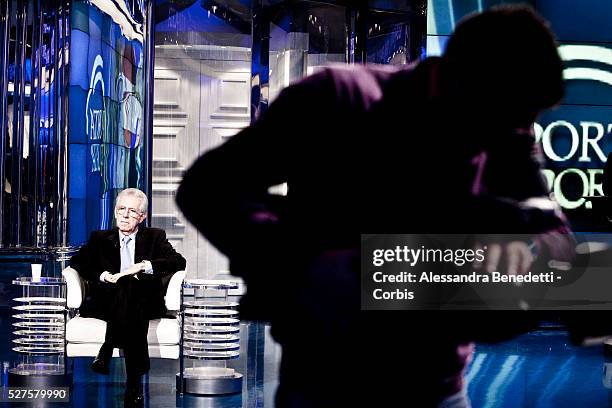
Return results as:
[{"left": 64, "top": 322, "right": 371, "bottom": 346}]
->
[
  {"left": 467, "top": 330, "right": 612, "bottom": 408},
  {"left": 0, "top": 303, "right": 611, "bottom": 408}
]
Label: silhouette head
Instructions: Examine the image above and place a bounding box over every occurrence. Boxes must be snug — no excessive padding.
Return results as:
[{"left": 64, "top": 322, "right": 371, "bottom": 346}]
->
[{"left": 440, "top": 5, "right": 564, "bottom": 131}]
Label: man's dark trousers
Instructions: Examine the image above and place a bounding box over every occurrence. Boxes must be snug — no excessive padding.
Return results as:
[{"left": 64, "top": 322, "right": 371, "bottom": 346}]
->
[{"left": 92, "top": 273, "right": 163, "bottom": 377}]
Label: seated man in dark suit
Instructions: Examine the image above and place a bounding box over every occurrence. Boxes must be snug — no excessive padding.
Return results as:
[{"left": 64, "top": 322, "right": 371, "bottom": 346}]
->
[{"left": 70, "top": 188, "right": 186, "bottom": 407}]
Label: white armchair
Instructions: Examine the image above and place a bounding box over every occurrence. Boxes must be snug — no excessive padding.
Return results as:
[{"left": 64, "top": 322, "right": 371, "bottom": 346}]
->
[{"left": 62, "top": 267, "right": 185, "bottom": 359}]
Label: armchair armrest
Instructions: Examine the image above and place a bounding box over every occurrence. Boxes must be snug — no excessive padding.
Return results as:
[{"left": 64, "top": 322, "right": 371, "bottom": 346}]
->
[
  {"left": 62, "top": 267, "right": 85, "bottom": 309},
  {"left": 165, "top": 270, "right": 186, "bottom": 311}
]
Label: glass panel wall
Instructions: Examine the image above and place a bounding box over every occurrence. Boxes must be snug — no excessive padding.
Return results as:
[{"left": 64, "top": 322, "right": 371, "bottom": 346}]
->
[
  {"left": 152, "top": 1, "right": 252, "bottom": 281},
  {"left": 267, "top": 0, "right": 426, "bottom": 102},
  {"left": 68, "top": 0, "right": 153, "bottom": 245},
  {"left": 0, "top": 0, "right": 156, "bottom": 253},
  {"left": 0, "top": 0, "right": 73, "bottom": 250},
  {"left": 151, "top": 0, "right": 426, "bottom": 282},
  {"left": 268, "top": 1, "right": 347, "bottom": 102}
]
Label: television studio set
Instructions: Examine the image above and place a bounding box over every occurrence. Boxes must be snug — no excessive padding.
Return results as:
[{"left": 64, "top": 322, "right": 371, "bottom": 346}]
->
[{"left": 1, "top": 0, "right": 612, "bottom": 407}]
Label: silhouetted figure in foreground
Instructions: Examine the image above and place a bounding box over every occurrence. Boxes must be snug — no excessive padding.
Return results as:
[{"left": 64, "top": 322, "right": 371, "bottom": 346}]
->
[{"left": 178, "top": 5, "right": 572, "bottom": 408}]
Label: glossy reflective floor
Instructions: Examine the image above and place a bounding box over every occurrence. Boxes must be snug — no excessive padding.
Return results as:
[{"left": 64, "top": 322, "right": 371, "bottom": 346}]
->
[
  {"left": 0, "top": 305, "right": 611, "bottom": 407},
  {"left": 467, "top": 330, "right": 612, "bottom": 408}
]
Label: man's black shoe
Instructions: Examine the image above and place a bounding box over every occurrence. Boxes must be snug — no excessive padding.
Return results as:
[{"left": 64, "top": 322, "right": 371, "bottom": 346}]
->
[
  {"left": 90, "top": 356, "right": 110, "bottom": 375},
  {"left": 90, "top": 346, "right": 111, "bottom": 375},
  {"left": 124, "top": 385, "right": 144, "bottom": 408}
]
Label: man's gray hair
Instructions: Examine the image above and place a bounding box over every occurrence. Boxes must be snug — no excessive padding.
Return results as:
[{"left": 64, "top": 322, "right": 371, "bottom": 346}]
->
[{"left": 115, "top": 188, "right": 148, "bottom": 214}]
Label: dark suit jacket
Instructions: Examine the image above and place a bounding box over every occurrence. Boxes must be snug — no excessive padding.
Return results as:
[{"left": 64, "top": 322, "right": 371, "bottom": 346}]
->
[{"left": 69, "top": 226, "right": 186, "bottom": 317}]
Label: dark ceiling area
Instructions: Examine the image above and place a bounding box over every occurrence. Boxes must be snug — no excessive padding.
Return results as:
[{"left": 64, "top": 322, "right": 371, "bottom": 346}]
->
[{"left": 153, "top": 0, "right": 425, "bottom": 55}]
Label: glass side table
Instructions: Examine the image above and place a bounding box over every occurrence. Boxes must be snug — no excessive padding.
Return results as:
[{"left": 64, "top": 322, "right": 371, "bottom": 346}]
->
[
  {"left": 177, "top": 279, "right": 243, "bottom": 395},
  {"left": 9, "top": 277, "right": 69, "bottom": 387}
]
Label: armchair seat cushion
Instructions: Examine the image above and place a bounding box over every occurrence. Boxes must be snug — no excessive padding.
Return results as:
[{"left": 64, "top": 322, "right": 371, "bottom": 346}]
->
[{"left": 66, "top": 316, "right": 180, "bottom": 345}]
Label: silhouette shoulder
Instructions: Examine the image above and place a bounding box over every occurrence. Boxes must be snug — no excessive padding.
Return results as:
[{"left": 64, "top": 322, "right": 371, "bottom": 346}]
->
[{"left": 304, "top": 64, "right": 402, "bottom": 110}]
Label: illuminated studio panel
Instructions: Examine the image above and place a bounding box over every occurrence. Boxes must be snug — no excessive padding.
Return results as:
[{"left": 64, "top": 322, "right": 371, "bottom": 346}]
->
[
  {"left": 68, "top": 0, "right": 149, "bottom": 245},
  {"left": 427, "top": 0, "right": 612, "bottom": 231}
]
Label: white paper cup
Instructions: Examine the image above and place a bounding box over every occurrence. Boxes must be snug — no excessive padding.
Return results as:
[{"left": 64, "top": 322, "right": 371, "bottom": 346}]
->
[{"left": 31, "top": 264, "right": 42, "bottom": 282}]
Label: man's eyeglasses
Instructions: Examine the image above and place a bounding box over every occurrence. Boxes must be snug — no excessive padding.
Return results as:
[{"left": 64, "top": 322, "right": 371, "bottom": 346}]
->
[{"left": 115, "top": 206, "right": 143, "bottom": 218}]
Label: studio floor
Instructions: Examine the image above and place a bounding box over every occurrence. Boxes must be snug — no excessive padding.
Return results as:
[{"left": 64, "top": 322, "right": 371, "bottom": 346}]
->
[{"left": 0, "top": 306, "right": 611, "bottom": 407}]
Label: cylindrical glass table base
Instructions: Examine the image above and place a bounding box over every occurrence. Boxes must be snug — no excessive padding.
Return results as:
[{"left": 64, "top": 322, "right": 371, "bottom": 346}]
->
[
  {"left": 179, "top": 279, "right": 242, "bottom": 395},
  {"left": 9, "top": 277, "right": 69, "bottom": 387},
  {"left": 176, "top": 368, "right": 243, "bottom": 395}
]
